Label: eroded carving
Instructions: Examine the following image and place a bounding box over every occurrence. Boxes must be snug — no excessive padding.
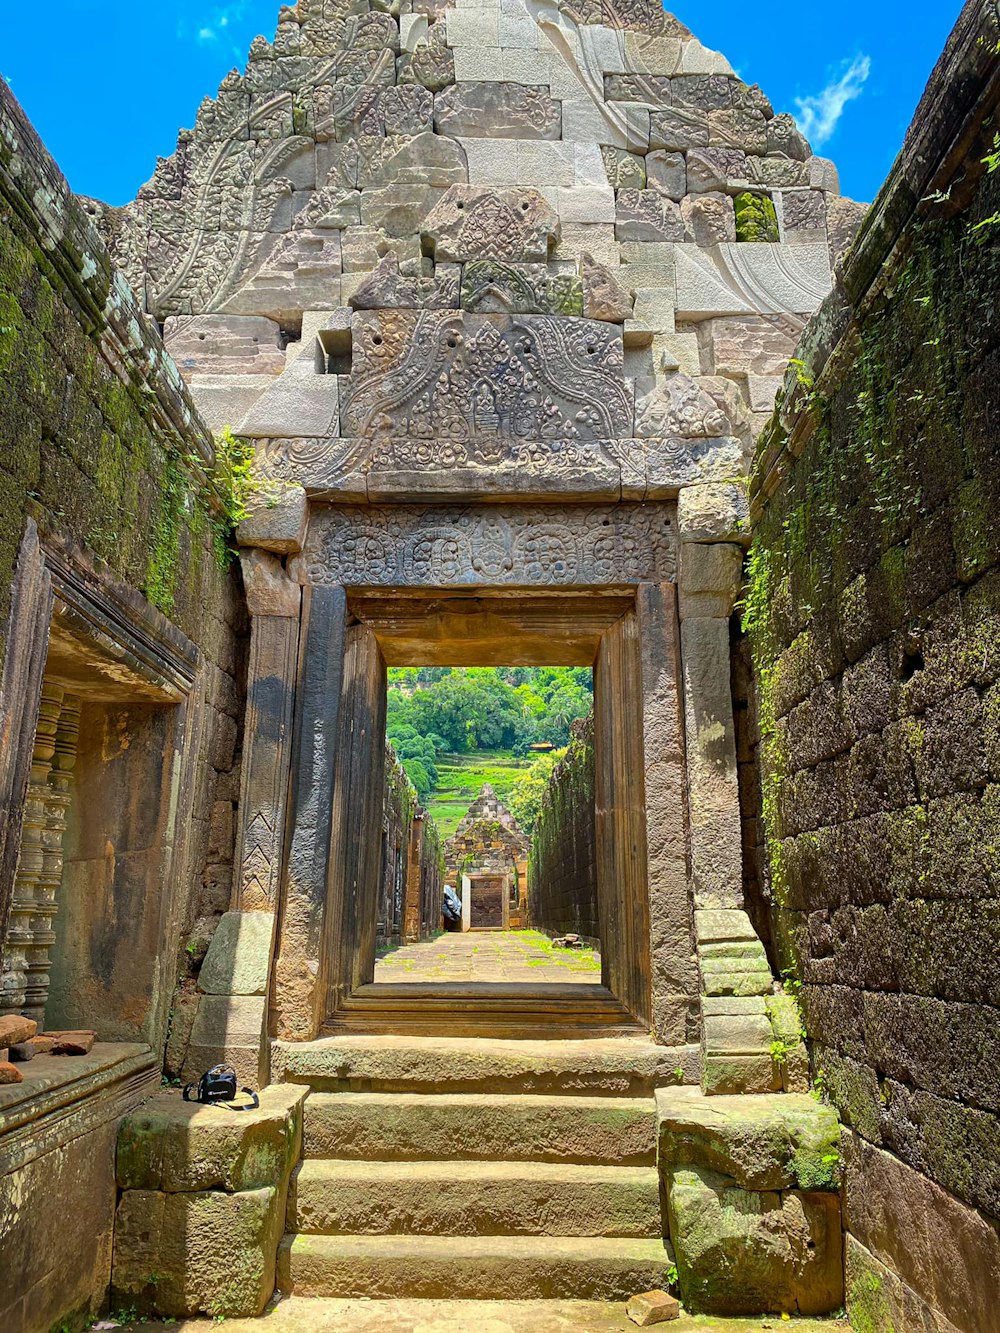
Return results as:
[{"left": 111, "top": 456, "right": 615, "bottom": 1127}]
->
[
  {"left": 342, "top": 310, "right": 634, "bottom": 443},
  {"left": 304, "top": 503, "right": 677, "bottom": 586}
]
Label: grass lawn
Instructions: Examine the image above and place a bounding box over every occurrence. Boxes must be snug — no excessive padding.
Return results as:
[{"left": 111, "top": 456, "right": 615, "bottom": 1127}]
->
[{"left": 427, "top": 751, "right": 531, "bottom": 839}]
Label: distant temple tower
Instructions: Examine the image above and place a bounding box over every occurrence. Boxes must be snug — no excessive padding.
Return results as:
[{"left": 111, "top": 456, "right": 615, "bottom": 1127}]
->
[{"left": 444, "top": 785, "right": 529, "bottom": 930}]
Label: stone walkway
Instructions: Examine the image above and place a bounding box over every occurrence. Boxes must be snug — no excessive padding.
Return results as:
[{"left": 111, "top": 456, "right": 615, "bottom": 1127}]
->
[
  {"left": 129, "top": 1299, "right": 851, "bottom": 1332},
  {"left": 374, "top": 930, "right": 601, "bottom": 985}
]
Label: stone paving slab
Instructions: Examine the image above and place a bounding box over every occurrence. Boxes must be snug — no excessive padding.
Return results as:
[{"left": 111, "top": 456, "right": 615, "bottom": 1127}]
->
[
  {"left": 128, "top": 1296, "right": 851, "bottom": 1331},
  {"left": 374, "top": 929, "right": 601, "bottom": 985}
]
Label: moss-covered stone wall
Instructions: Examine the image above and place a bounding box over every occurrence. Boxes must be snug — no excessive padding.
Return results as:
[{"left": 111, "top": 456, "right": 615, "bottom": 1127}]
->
[
  {"left": 0, "top": 84, "right": 241, "bottom": 653},
  {"left": 746, "top": 9, "right": 1000, "bottom": 1327},
  {"left": 529, "top": 716, "right": 598, "bottom": 940}
]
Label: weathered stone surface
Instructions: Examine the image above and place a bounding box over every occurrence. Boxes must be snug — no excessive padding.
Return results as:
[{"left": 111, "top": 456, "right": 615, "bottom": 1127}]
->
[
  {"left": 615, "top": 190, "right": 684, "bottom": 242},
  {"left": 645, "top": 150, "right": 687, "bottom": 200},
  {"left": 677, "top": 483, "right": 749, "bottom": 543},
  {"left": 625, "top": 1288, "right": 681, "bottom": 1324},
  {"left": 290, "top": 1158, "right": 662, "bottom": 1238},
  {"left": 304, "top": 504, "right": 676, "bottom": 588},
  {"left": 841, "top": 1131, "right": 1000, "bottom": 1333},
  {"left": 602, "top": 146, "right": 648, "bottom": 189},
  {"left": 766, "top": 112, "right": 811, "bottom": 161},
  {"left": 434, "top": 83, "right": 561, "bottom": 139},
  {"left": 279, "top": 1232, "right": 676, "bottom": 1302},
  {"left": 0, "top": 1059, "right": 23, "bottom": 1082},
  {"left": 686, "top": 147, "right": 749, "bottom": 193},
  {"left": 678, "top": 541, "right": 744, "bottom": 619},
  {"left": 116, "top": 1084, "right": 305, "bottom": 1194},
  {"left": 276, "top": 1034, "right": 693, "bottom": 1096},
  {"left": 112, "top": 1185, "right": 283, "bottom": 1317},
  {"left": 667, "top": 1165, "right": 843, "bottom": 1315},
  {"left": 237, "top": 483, "right": 309, "bottom": 555},
  {"left": 197, "top": 910, "right": 275, "bottom": 996},
  {"left": 0, "top": 1015, "right": 37, "bottom": 1047},
  {"left": 580, "top": 252, "right": 634, "bottom": 322},
  {"left": 656, "top": 1088, "right": 841, "bottom": 1191},
  {"left": 238, "top": 354, "right": 340, "bottom": 439},
  {"left": 303, "top": 1091, "right": 657, "bottom": 1164},
  {"left": 343, "top": 310, "right": 632, "bottom": 444},
  {"left": 183, "top": 993, "right": 267, "bottom": 1090},
  {"left": 461, "top": 260, "right": 583, "bottom": 316},
  {"left": 649, "top": 107, "right": 710, "bottom": 151},
  {"left": 635, "top": 374, "right": 729, "bottom": 439},
  {"left": 349, "top": 253, "right": 461, "bottom": 310},
  {"left": 422, "top": 186, "right": 560, "bottom": 262},
  {"left": 163, "top": 314, "right": 285, "bottom": 378}
]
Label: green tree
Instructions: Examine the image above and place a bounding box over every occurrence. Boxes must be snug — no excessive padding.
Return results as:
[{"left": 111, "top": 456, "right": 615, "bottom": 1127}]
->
[{"left": 508, "top": 750, "right": 566, "bottom": 834}]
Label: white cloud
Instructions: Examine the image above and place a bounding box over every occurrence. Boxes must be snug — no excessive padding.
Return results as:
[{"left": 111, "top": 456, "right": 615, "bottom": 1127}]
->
[
  {"left": 794, "top": 54, "right": 871, "bottom": 148},
  {"left": 188, "top": 3, "right": 247, "bottom": 45}
]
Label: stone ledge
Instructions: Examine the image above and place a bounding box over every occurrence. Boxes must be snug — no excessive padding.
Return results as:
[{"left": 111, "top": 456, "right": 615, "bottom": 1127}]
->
[
  {"left": 656, "top": 1087, "right": 840, "bottom": 1191},
  {"left": 117, "top": 1083, "right": 307, "bottom": 1193},
  {"left": 0, "top": 1042, "right": 156, "bottom": 1175}
]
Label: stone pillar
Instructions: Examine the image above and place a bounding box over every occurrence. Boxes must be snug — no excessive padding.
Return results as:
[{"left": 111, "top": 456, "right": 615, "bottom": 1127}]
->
[
  {"left": 403, "top": 815, "right": 424, "bottom": 944},
  {"left": 25, "top": 694, "right": 81, "bottom": 1028},
  {"left": 188, "top": 549, "right": 302, "bottom": 1088},
  {"left": 677, "top": 542, "right": 776, "bottom": 1094},
  {"left": 635, "top": 583, "right": 700, "bottom": 1045},
  {"left": 0, "top": 683, "right": 63, "bottom": 1017}
]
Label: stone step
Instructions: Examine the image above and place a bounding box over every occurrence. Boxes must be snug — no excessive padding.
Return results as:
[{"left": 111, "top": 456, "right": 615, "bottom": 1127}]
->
[
  {"left": 289, "top": 1158, "right": 663, "bottom": 1238},
  {"left": 303, "top": 1092, "right": 657, "bottom": 1165},
  {"left": 278, "top": 1233, "right": 674, "bottom": 1301},
  {"left": 276, "top": 1033, "right": 699, "bottom": 1096}
]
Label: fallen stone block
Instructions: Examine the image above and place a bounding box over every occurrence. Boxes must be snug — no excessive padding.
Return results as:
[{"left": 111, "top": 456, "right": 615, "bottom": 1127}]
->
[
  {"left": 0, "top": 1060, "right": 24, "bottom": 1084},
  {"left": 8, "top": 1041, "right": 35, "bottom": 1062},
  {"left": 626, "top": 1287, "right": 681, "bottom": 1324},
  {"left": 51, "top": 1031, "right": 96, "bottom": 1055},
  {"left": 0, "top": 1015, "right": 38, "bottom": 1047},
  {"left": 28, "top": 1034, "right": 57, "bottom": 1055}
]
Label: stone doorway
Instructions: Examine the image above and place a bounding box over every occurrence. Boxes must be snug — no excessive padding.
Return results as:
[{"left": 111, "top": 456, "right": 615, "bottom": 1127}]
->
[
  {"left": 269, "top": 562, "right": 693, "bottom": 1044},
  {"left": 467, "top": 873, "right": 505, "bottom": 929}
]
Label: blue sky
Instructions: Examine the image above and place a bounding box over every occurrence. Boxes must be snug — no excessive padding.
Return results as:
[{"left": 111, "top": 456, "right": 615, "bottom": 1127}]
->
[{"left": 2, "top": 1, "right": 963, "bottom": 207}]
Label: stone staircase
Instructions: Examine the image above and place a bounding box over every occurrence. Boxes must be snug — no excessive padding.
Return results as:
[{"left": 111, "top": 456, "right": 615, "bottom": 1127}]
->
[{"left": 275, "top": 1035, "right": 685, "bottom": 1301}]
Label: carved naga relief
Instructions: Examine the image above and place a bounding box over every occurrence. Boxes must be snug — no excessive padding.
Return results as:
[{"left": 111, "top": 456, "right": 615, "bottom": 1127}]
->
[
  {"left": 343, "top": 310, "right": 635, "bottom": 447},
  {"left": 303, "top": 504, "right": 677, "bottom": 587}
]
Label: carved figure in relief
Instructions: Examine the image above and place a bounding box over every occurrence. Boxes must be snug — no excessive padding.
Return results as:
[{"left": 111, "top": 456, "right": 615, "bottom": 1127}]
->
[
  {"left": 343, "top": 310, "right": 634, "bottom": 445},
  {"left": 305, "top": 504, "right": 677, "bottom": 588}
]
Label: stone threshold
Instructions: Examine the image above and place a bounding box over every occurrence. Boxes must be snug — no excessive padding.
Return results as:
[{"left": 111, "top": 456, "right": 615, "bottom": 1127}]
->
[{"left": 0, "top": 1041, "right": 157, "bottom": 1174}]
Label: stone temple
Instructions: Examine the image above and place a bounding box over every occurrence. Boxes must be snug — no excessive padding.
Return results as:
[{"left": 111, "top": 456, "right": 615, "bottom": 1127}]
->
[{"left": 0, "top": 0, "right": 998, "bottom": 1328}]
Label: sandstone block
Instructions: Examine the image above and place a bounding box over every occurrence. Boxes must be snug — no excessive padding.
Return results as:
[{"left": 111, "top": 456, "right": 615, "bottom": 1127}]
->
[
  {"left": 602, "top": 146, "right": 647, "bottom": 189},
  {"left": 434, "top": 83, "right": 561, "bottom": 139},
  {"left": 667, "top": 1165, "right": 843, "bottom": 1316},
  {"left": 626, "top": 1288, "right": 680, "bottom": 1324},
  {"left": 678, "top": 542, "right": 744, "bottom": 619},
  {"left": 679, "top": 192, "right": 733, "bottom": 245},
  {"left": 708, "top": 108, "right": 767, "bottom": 156},
  {"left": 646, "top": 151, "right": 687, "bottom": 200},
  {"left": 616, "top": 190, "right": 685, "bottom": 242},
  {"left": 116, "top": 1084, "right": 305, "bottom": 1194},
  {"left": 0, "top": 1015, "right": 38, "bottom": 1047},
  {"left": 581, "top": 252, "right": 634, "bottom": 323},
  {"left": 649, "top": 108, "right": 709, "bottom": 152},
  {"left": 188, "top": 374, "right": 278, "bottom": 434},
  {"left": 767, "top": 112, "right": 811, "bottom": 162},
  {"left": 238, "top": 356, "right": 339, "bottom": 440},
  {"left": 184, "top": 993, "right": 267, "bottom": 1090},
  {"left": 635, "top": 374, "right": 729, "bottom": 439},
  {"left": 197, "top": 910, "right": 276, "bottom": 997},
  {"left": 358, "top": 184, "right": 449, "bottom": 237},
  {"left": 0, "top": 1060, "right": 23, "bottom": 1084},
  {"left": 461, "top": 259, "right": 583, "bottom": 316},
  {"left": 677, "top": 483, "right": 749, "bottom": 543},
  {"left": 686, "top": 147, "right": 748, "bottom": 194},
  {"left": 349, "top": 252, "right": 460, "bottom": 309},
  {"left": 237, "top": 484, "right": 309, "bottom": 556},
  {"left": 422, "top": 185, "right": 560, "bottom": 262},
  {"left": 657, "top": 1088, "right": 841, "bottom": 1191},
  {"left": 52, "top": 1031, "right": 96, "bottom": 1055},
  {"left": 112, "top": 1185, "right": 282, "bottom": 1318}
]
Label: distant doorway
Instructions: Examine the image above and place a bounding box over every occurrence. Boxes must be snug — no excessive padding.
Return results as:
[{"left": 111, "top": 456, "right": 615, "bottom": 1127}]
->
[{"left": 468, "top": 873, "right": 505, "bottom": 929}]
